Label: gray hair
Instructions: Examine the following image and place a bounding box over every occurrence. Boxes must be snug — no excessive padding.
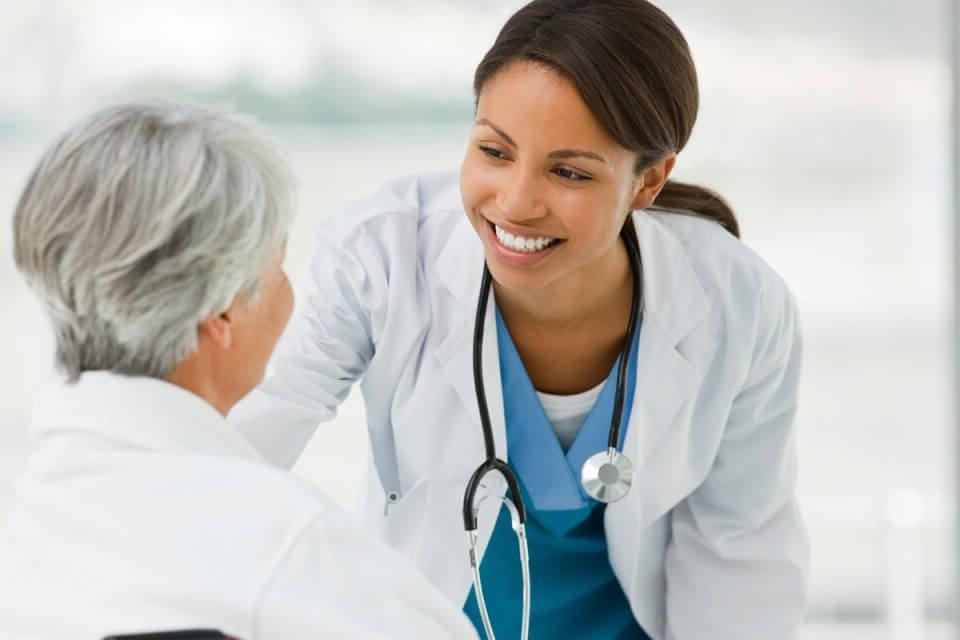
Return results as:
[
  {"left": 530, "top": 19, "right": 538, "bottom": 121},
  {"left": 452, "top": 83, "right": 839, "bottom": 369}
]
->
[{"left": 13, "top": 102, "right": 296, "bottom": 382}]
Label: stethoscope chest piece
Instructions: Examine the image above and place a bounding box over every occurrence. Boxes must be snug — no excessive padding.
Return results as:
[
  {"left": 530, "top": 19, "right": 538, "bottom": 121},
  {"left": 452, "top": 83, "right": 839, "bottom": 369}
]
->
[{"left": 581, "top": 447, "right": 634, "bottom": 503}]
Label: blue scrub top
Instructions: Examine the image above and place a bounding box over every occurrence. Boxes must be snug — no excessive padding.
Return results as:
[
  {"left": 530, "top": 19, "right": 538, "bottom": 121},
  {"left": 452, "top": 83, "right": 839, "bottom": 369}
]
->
[{"left": 463, "top": 309, "right": 650, "bottom": 640}]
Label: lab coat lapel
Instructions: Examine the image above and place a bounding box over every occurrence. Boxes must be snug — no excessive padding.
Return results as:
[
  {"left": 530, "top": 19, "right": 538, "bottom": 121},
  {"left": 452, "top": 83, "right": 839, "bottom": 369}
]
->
[
  {"left": 433, "top": 220, "right": 509, "bottom": 478},
  {"left": 434, "top": 295, "right": 508, "bottom": 467},
  {"left": 620, "top": 211, "right": 708, "bottom": 471},
  {"left": 624, "top": 318, "right": 698, "bottom": 470},
  {"left": 433, "top": 229, "right": 509, "bottom": 598}
]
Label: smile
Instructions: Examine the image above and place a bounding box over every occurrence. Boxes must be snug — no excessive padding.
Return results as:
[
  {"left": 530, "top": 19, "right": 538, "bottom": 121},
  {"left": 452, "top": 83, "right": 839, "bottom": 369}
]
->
[{"left": 492, "top": 223, "right": 562, "bottom": 254}]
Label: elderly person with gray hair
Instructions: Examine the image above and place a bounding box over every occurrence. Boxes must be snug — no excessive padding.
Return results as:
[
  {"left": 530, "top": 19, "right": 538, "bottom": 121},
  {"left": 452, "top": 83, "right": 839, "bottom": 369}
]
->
[{"left": 0, "top": 103, "right": 478, "bottom": 640}]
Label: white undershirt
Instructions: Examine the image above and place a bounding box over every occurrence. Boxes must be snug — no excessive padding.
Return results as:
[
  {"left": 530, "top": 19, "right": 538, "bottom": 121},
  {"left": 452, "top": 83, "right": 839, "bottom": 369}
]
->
[{"left": 536, "top": 382, "right": 605, "bottom": 451}]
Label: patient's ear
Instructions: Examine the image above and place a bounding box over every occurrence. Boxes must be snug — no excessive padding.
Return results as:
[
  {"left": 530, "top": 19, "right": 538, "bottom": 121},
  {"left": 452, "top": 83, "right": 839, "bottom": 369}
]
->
[{"left": 200, "top": 309, "right": 233, "bottom": 350}]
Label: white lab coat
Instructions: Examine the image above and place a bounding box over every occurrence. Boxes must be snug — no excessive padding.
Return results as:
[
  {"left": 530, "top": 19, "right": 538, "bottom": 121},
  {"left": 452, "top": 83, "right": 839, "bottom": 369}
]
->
[
  {"left": 232, "top": 172, "right": 810, "bottom": 639},
  {"left": 0, "top": 371, "right": 479, "bottom": 640}
]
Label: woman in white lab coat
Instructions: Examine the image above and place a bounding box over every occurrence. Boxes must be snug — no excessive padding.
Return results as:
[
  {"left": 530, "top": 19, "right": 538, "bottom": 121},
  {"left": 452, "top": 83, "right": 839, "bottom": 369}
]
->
[
  {"left": 235, "top": 1, "right": 809, "bottom": 638},
  {"left": 0, "top": 102, "right": 478, "bottom": 640}
]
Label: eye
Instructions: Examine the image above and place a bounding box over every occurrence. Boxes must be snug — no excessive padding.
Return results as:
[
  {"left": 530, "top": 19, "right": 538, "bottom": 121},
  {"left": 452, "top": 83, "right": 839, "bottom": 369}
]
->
[
  {"left": 479, "top": 145, "right": 510, "bottom": 161},
  {"left": 553, "top": 166, "right": 592, "bottom": 181}
]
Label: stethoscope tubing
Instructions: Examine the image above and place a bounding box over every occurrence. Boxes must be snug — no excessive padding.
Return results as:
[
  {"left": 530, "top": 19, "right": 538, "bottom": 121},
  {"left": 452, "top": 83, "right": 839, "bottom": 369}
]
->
[{"left": 461, "top": 222, "right": 644, "bottom": 640}]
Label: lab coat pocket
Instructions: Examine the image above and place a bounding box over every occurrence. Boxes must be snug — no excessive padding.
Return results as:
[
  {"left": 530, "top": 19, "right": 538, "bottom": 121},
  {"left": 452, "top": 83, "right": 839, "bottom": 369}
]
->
[{"left": 380, "top": 478, "right": 431, "bottom": 558}]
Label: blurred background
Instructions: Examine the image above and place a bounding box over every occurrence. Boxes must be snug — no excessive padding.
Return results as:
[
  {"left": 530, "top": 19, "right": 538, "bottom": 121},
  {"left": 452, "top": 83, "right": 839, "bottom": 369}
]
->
[{"left": 0, "top": 1, "right": 952, "bottom": 638}]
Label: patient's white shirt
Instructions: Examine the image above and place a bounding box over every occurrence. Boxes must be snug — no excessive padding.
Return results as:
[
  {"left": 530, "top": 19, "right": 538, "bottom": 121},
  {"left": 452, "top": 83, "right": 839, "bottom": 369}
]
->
[{"left": 0, "top": 372, "right": 478, "bottom": 640}]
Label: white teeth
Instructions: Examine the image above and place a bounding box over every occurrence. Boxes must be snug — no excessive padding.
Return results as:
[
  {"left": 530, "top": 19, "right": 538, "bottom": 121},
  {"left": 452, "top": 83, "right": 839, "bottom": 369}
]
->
[{"left": 493, "top": 224, "right": 559, "bottom": 254}]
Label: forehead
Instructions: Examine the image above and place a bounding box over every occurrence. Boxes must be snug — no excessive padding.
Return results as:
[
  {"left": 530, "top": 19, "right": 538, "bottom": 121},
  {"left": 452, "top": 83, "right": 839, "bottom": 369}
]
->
[{"left": 476, "top": 61, "right": 623, "bottom": 155}]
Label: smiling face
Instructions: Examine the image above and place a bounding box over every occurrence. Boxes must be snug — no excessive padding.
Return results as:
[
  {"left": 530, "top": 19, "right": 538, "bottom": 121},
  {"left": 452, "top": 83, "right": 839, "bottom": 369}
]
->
[{"left": 460, "top": 61, "right": 653, "bottom": 298}]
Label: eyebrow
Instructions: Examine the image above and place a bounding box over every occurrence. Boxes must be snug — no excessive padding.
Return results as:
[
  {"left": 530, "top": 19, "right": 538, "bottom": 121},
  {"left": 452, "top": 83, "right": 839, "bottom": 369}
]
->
[
  {"left": 548, "top": 149, "right": 608, "bottom": 164},
  {"left": 476, "top": 118, "right": 609, "bottom": 165}
]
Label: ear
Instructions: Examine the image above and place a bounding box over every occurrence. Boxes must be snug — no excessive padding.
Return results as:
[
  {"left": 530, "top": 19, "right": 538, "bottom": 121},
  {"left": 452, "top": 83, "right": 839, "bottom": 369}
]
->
[
  {"left": 199, "top": 308, "right": 233, "bottom": 350},
  {"left": 629, "top": 153, "right": 677, "bottom": 210}
]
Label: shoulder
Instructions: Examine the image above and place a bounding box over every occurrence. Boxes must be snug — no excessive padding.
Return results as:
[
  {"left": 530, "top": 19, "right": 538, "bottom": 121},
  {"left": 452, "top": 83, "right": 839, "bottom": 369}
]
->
[
  {"left": 315, "top": 171, "right": 465, "bottom": 252},
  {"left": 646, "top": 210, "right": 797, "bottom": 321},
  {"left": 154, "top": 457, "right": 344, "bottom": 529},
  {"left": 303, "top": 172, "right": 471, "bottom": 297},
  {"left": 255, "top": 477, "right": 479, "bottom": 639},
  {"left": 636, "top": 209, "right": 800, "bottom": 376},
  {"left": 175, "top": 459, "right": 358, "bottom": 572}
]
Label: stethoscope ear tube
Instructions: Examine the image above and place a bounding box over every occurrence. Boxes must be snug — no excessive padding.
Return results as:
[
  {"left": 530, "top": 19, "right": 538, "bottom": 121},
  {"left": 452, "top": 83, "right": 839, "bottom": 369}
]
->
[
  {"left": 464, "top": 264, "right": 526, "bottom": 532},
  {"left": 607, "top": 223, "right": 644, "bottom": 451},
  {"left": 471, "top": 265, "right": 498, "bottom": 464}
]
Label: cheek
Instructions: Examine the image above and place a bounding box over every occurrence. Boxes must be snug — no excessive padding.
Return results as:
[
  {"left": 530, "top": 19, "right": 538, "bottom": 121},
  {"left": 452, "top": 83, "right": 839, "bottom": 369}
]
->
[
  {"left": 274, "top": 275, "right": 294, "bottom": 335},
  {"left": 459, "top": 155, "right": 482, "bottom": 215},
  {"left": 250, "top": 275, "right": 294, "bottom": 355},
  {"left": 561, "top": 194, "right": 626, "bottom": 243},
  {"left": 459, "top": 152, "right": 500, "bottom": 216}
]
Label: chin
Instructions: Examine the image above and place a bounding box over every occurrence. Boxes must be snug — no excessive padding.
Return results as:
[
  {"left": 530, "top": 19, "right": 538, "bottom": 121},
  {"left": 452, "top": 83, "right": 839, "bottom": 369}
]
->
[{"left": 485, "top": 257, "right": 556, "bottom": 294}]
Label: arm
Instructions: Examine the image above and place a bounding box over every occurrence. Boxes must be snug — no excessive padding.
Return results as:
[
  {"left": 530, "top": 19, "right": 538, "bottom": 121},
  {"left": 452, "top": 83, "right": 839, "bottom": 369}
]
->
[
  {"left": 664, "top": 284, "right": 809, "bottom": 639},
  {"left": 230, "top": 215, "right": 382, "bottom": 469}
]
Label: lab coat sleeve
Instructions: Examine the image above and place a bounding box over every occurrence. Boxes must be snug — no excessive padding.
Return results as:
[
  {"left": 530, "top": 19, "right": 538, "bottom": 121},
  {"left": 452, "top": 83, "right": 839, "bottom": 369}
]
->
[
  {"left": 253, "top": 511, "right": 479, "bottom": 640},
  {"left": 230, "top": 216, "right": 383, "bottom": 468},
  {"left": 663, "top": 284, "right": 809, "bottom": 639}
]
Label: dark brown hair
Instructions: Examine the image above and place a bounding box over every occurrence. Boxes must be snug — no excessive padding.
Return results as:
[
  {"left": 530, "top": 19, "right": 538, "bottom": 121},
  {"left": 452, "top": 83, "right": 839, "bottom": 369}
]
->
[{"left": 474, "top": 0, "right": 739, "bottom": 238}]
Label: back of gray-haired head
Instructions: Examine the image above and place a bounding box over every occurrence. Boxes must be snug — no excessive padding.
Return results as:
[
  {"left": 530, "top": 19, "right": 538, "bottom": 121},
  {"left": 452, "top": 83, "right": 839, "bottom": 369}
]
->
[{"left": 13, "top": 102, "right": 296, "bottom": 382}]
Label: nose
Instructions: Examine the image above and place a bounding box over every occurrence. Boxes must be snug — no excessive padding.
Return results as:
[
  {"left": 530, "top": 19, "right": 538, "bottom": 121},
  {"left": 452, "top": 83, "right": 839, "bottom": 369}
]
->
[{"left": 496, "top": 163, "right": 547, "bottom": 223}]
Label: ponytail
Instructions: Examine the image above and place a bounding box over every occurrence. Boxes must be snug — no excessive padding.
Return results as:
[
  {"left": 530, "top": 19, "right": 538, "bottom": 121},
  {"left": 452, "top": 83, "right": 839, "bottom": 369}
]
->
[{"left": 653, "top": 180, "right": 740, "bottom": 238}]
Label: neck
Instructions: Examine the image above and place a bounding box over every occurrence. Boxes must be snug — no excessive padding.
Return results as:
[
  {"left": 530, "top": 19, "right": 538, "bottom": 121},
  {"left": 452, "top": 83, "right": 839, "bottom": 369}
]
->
[
  {"left": 494, "top": 236, "right": 633, "bottom": 332},
  {"left": 167, "top": 353, "right": 234, "bottom": 417}
]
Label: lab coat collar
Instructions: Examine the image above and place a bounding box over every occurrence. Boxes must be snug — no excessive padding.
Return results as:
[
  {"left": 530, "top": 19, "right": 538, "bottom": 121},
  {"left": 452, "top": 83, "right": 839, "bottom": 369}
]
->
[
  {"left": 630, "top": 210, "right": 710, "bottom": 343},
  {"left": 433, "top": 212, "right": 485, "bottom": 314},
  {"left": 433, "top": 214, "right": 509, "bottom": 475},
  {"left": 30, "top": 371, "right": 265, "bottom": 462}
]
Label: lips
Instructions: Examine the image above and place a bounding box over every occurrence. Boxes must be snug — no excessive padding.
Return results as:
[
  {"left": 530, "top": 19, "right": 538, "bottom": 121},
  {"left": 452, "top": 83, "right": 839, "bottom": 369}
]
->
[{"left": 483, "top": 219, "right": 566, "bottom": 266}]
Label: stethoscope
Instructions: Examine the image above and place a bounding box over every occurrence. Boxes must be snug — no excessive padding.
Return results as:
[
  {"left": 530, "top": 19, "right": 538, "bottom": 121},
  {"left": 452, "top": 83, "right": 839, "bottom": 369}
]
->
[{"left": 462, "top": 223, "right": 645, "bottom": 640}]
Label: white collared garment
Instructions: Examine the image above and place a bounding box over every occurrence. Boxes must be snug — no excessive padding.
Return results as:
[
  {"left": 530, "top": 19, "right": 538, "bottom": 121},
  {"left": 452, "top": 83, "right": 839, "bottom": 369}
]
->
[
  {"left": 0, "top": 371, "right": 478, "bottom": 640},
  {"left": 232, "top": 171, "right": 809, "bottom": 640}
]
